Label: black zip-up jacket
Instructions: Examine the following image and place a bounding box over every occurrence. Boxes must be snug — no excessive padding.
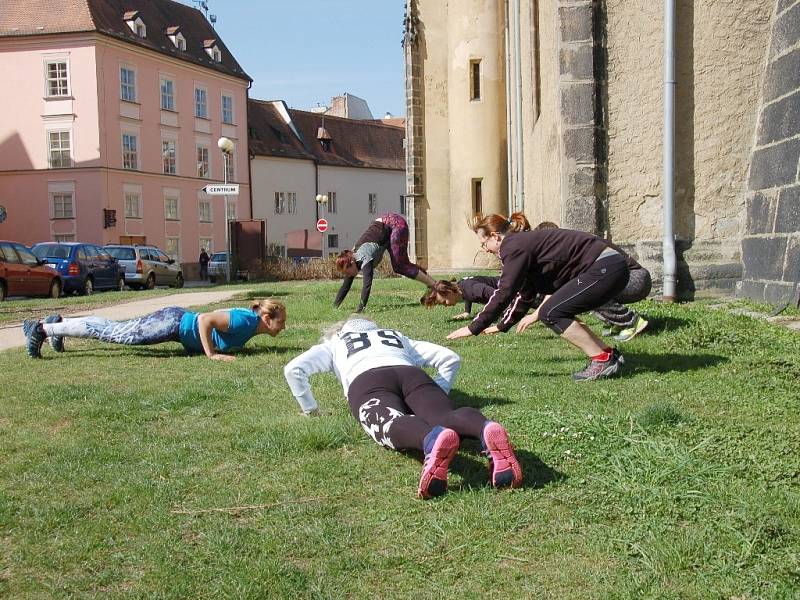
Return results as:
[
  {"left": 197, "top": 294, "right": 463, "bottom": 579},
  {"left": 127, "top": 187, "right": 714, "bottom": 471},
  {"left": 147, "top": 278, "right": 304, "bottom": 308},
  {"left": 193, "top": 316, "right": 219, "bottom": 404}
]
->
[
  {"left": 333, "top": 221, "right": 390, "bottom": 311},
  {"left": 458, "top": 276, "right": 541, "bottom": 331},
  {"left": 468, "top": 228, "right": 610, "bottom": 335}
]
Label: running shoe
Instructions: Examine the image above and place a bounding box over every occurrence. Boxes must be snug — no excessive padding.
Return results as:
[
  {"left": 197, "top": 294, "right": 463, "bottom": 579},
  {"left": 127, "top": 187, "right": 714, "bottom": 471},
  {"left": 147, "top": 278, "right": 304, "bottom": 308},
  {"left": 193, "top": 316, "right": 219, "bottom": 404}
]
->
[
  {"left": 417, "top": 427, "right": 460, "bottom": 499},
  {"left": 572, "top": 349, "right": 624, "bottom": 381},
  {"left": 44, "top": 314, "right": 64, "bottom": 352},
  {"left": 482, "top": 422, "right": 523, "bottom": 489},
  {"left": 23, "top": 319, "right": 46, "bottom": 359},
  {"left": 614, "top": 315, "right": 649, "bottom": 342}
]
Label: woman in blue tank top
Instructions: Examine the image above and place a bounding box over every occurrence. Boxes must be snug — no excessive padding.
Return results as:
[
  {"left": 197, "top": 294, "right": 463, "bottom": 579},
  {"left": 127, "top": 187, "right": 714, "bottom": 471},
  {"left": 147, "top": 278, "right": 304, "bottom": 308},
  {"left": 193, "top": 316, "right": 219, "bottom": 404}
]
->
[{"left": 23, "top": 298, "right": 286, "bottom": 360}]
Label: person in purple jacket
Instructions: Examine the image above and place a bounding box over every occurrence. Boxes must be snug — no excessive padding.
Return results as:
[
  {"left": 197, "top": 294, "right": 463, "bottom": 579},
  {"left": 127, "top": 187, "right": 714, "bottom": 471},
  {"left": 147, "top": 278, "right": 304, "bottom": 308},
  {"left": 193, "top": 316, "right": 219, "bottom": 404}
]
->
[{"left": 447, "top": 213, "right": 631, "bottom": 381}]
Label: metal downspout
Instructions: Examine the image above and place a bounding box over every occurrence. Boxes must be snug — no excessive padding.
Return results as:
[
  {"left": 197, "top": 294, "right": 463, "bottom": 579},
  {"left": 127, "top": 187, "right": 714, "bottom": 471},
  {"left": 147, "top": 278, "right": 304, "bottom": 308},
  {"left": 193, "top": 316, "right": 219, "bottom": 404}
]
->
[
  {"left": 513, "top": 0, "right": 524, "bottom": 214},
  {"left": 662, "top": 0, "right": 677, "bottom": 301},
  {"left": 504, "top": 0, "right": 514, "bottom": 216}
]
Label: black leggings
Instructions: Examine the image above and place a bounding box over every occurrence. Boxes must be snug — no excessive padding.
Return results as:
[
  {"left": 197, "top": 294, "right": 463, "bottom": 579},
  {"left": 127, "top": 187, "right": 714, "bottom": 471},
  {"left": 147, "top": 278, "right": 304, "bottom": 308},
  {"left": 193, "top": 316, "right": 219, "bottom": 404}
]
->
[
  {"left": 347, "top": 366, "right": 487, "bottom": 451},
  {"left": 538, "top": 254, "right": 630, "bottom": 334}
]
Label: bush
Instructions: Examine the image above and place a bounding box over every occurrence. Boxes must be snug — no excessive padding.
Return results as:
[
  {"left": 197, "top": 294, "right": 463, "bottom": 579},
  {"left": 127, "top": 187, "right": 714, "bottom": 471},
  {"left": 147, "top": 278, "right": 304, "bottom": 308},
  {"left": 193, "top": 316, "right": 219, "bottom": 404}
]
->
[{"left": 245, "top": 255, "right": 399, "bottom": 282}]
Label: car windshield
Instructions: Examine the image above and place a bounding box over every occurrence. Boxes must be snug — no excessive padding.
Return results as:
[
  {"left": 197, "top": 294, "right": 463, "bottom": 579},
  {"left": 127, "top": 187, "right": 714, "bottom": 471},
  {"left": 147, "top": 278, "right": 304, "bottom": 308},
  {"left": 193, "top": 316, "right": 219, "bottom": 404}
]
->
[
  {"left": 106, "top": 247, "right": 136, "bottom": 260},
  {"left": 210, "top": 253, "right": 227, "bottom": 262},
  {"left": 32, "top": 244, "right": 70, "bottom": 259}
]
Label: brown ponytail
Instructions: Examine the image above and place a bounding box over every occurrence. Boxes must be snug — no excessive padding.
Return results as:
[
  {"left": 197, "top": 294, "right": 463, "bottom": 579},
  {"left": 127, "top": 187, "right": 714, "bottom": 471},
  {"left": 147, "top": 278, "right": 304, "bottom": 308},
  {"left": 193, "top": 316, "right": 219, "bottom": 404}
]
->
[
  {"left": 421, "top": 280, "right": 461, "bottom": 308},
  {"left": 469, "top": 212, "right": 531, "bottom": 236},
  {"left": 335, "top": 249, "right": 356, "bottom": 273}
]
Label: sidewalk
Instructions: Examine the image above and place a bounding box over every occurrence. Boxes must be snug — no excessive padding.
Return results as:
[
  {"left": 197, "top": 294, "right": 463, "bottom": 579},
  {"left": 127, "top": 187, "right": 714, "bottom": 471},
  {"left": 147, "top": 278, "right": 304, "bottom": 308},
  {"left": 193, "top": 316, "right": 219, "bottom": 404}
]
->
[{"left": 0, "top": 288, "right": 251, "bottom": 353}]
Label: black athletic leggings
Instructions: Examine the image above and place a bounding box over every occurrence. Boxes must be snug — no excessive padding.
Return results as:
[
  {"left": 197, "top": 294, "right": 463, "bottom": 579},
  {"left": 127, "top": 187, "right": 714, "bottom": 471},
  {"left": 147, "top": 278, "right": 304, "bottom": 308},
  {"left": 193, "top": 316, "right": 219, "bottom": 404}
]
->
[
  {"left": 347, "top": 365, "right": 486, "bottom": 451},
  {"left": 538, "top": 254, "right": 630, "bottom": 334}
]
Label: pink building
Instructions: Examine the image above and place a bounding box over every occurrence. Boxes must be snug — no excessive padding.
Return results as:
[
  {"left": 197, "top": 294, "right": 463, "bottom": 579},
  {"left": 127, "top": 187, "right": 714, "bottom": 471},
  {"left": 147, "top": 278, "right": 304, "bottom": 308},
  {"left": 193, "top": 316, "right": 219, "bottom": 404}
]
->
[{"left": 0, "top": 0, "right": 251, "bottom": 268}]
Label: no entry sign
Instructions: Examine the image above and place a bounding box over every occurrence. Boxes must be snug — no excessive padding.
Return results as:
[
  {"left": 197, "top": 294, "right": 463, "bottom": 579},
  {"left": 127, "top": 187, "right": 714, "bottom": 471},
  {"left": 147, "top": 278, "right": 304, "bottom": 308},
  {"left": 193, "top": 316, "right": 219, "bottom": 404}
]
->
[{"left": 316, "top": 218, "right": 329, "bottom": 233}]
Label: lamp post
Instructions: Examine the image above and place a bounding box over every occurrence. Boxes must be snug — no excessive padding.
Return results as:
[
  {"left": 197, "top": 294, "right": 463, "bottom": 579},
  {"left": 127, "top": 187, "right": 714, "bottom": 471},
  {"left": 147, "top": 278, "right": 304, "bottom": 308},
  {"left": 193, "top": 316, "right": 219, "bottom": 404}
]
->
[
  {"left": 315, "top": 193, "right": 328, "bottom": 259},
  {"left": 217, "top": 136, "right": 234, "bottom": 283}
]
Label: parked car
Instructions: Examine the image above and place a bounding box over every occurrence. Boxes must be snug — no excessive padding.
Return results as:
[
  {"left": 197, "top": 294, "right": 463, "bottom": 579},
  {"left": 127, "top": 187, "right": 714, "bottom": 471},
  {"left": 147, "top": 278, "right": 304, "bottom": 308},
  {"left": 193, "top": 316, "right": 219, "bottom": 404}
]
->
[
  {"left": 0, "top": 240, "right": 62, "bottom": 300},
  {"left": 104, "top": 244, "right": 183, "bottom": 290},
  {"left": 207, "top": 252, "right": 228, "bottom": 283},
  {"left": 31, "top": 242, "right": 124, "bottom": 295}
]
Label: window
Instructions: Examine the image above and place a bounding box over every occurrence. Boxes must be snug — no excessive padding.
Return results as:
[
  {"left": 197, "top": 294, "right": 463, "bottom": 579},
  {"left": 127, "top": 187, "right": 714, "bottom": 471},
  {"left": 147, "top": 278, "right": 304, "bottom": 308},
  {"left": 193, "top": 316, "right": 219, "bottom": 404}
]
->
[
  {"left": 120, "top": 67, "right": 136, "bottom": 102},
  {"left": 327, "top": 191, "right": 337, "bottom": 214},
  {"left": 222, "top": 95, "right": 234, "bottom": 124},
  {"left": 54, "top": 234, "right": 75, "bottom": 242},
  {"left": 51, "top": 192, "right": 74, "bottom": 218},
  {"left": 199, "top": 198, "right": 212, "bottom": 222},
  {"left": 177, "top": 36, "right": 186, "bottom": 51},
  {"left": 328, "top": 234, "right": 339, "bottom": 248},
  {"left": 199, "top": 237, "right": 213, "bottom": 253},
  {"left": 224, "top": 151, "right": 234, "bottom": 182},
  {"left": 212, "top": 48, "right": 221, "bottom": 62},
  {"left": 136, "top": 22, "right": 146, "bottom": 38},
  {"left": 196, "top": 145, "right": 209, "bottom": 178},
  {"left": 47, "top": 130, "right": 72, "bottom": 168},
  {"left": 122, "top": 133, "right": 138, "bottom": 169},
  {"left": 472, "top": 178, "right": 483, "bottom": 214},
  {"left": 45, "top": 61, "right": 69, "bottom": 97},
  {"left": 195, "top": 87, "right": 208, "bottom": 118},
  {"left": 165, "top": 197, "right": 179, "bottom": 220},
  {"left": 470, "top": 59, "right": 481, "bottom": 101},
  {"left": 400, "top": 195, "right": 408, "bottom": 216},
  {"left": 226, "top": 201, "right": 236, "bottom": 220},
  {"left": 368, "top": 193, "right": 378, "bottom": 214},
  {"left": 165, "top": 237, "right": 180, "bottom": 262},
  {"left": 160, "top": 78, "right": 175, "bottom": 111},
  {"left": 162, "top": 140, "right": 177, "bottom": 174},
  {"left": 124, "top": 192, "right": 142, "bottom": 218},
  {"left": 274, "top": 192, "right": 296, "bottom": 215}
]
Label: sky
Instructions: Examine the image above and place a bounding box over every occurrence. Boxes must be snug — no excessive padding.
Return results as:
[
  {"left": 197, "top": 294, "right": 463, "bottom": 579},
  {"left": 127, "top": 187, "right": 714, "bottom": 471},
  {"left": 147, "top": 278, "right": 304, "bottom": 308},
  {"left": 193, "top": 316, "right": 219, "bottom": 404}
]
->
[{"left": 187, "top": 0, "right": 407, "bottom": 118}]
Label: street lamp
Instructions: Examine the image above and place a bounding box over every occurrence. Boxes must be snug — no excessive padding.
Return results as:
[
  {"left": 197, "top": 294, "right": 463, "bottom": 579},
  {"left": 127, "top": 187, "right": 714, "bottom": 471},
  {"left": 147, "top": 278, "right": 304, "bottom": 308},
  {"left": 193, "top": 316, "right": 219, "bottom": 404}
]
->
[
  {"left": 218, "top": 136, "right": 234, "bottom": 283},
  {"left": 315, "top": 193, "right": 328, "bottom": 259}
]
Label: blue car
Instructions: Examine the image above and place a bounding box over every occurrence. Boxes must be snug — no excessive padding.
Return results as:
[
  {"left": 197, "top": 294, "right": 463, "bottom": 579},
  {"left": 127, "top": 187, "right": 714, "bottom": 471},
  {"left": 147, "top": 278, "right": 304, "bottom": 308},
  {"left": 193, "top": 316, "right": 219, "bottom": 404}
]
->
[{"left": 31, "top": 242, "right": 124, "bottom": 295}]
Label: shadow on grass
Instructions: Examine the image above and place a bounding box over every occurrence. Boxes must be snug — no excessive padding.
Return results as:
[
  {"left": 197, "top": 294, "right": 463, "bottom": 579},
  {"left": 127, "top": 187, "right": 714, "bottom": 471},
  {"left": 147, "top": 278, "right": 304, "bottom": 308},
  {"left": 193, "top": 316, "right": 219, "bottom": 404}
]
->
[
  {"left": 450, "top": 389, "right": 513, "bottom": 409},
  {"left": 625, "top": 352, "right": 727, "bottom": 374},
  {"left": 447, "top": 448, "right": 564, "bottom": 492},
  {"left": 234, "top": 290, "right": 293, "bottom": 301},
  {"left": 56, "top": 345, "right": 306, "bottom": 359},
  {"left": 644, "top": 315, "right": 692, "bottom": 334}
]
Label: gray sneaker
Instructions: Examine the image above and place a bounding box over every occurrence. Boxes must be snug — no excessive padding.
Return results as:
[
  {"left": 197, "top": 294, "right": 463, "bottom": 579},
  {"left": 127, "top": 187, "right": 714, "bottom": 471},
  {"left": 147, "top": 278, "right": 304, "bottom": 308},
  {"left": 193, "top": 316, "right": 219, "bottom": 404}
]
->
[
  {"left": 44, "top": 314, "right": 64, "bottom": 352},
  {"left": 572, "top": 349, "right": 624, "bottom": 381}
]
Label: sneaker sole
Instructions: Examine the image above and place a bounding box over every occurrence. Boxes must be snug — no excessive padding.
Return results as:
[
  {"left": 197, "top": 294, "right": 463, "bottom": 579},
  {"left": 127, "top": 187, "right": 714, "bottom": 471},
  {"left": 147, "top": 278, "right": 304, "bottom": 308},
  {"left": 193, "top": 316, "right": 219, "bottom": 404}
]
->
[
  {"left": 23, "top": 319, "right": 45, "bottom": 359},
  {"left": 417, "top": 429, "right": 460, "bottom": 499},
  {"left": 44, "top": 315, "right": 64, "bottom": 352},
  {"left": 615, "top": 318, "right": 649, "bottom": 342},
  {"left": 573, "top": 360, "right": 622, "bottom": 382},
  {"left": 483, "top": 422, "right": 523, "bottom": 489}
]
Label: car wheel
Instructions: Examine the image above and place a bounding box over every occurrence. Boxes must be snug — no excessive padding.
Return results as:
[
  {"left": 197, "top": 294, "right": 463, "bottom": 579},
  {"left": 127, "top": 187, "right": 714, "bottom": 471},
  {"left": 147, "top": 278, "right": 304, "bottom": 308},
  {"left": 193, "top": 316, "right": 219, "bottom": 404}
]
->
[
  {"left": 174, "top": 273, "right": 184, "bottom": 288},
  {"left": 145, "top": 273, "right": 155, "bottom": 290},
  {"left": 117, "top": 276, "right": 126, "bottom": 291},
  {"left": 0, "top": 280, "right": 6, "bottom": 302},
  {"left": 82, "top": 278, "right": 94, "bottom": 296},
  {"left": 49, "top": 279, "right": 61, "bottom": 299}
]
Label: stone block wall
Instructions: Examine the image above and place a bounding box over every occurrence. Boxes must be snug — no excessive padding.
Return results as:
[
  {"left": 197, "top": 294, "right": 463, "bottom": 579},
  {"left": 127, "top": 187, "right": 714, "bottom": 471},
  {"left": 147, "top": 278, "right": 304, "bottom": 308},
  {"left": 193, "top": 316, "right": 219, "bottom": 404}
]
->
[{"left": 739, "top": 0, "right": 800, "bottom": 304}]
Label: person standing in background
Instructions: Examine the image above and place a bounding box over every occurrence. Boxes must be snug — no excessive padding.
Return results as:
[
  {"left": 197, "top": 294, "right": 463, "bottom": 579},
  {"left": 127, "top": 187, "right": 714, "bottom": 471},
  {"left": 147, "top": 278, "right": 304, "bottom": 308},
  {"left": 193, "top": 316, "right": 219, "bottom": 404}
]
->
[{"left": 199, "top": 248, "right": 210, "bottom": 282}]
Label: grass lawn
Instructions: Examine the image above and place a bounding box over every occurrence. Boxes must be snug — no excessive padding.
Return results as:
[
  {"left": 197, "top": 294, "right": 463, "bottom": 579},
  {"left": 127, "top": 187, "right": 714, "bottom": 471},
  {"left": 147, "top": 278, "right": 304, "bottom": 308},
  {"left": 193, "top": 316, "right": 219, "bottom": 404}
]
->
[{"left": 1, "top": 278, "right": 798, "bottom": 599}]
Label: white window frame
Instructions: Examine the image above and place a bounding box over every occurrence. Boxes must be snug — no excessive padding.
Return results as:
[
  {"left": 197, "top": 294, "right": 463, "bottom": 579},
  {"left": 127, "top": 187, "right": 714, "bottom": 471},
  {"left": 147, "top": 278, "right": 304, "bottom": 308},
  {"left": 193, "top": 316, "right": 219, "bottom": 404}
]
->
[
  {"left": 47, "top": 129, "right": 72, "bottom": 168},
  {"left": 120, "top": 65, "right": 137, "bottom": 102},
  {"left": 160, "top": 76, "right": 175, "bottom": 111},
  {"left": 124, "top": 191, "right": 142, "bottom": 218},
  {"left": 162, "top": 139, "right": 177, "bottom": 175},
  {"left": 44, "top": 59, "right": 70, "bottom": 97},
  {"left": 274, "top": 192, "right": 297, "bottom": 215},
  {"left": 221, "top": 94, "right": 234, "bottom": 124},
  {"left": 51, "top": 191, "right": 74, "bottom": 218},
  {"left": 274, "top": 192, "right": 284, "bottom": 214},
  {"left": 125, "top": 16, "right": 146, "bottom": 38},
  {"left": 164, "top": 196, "right": 180, "bottom": 221},
  {"left": 199, "top": 198, "right": 212, "bottom": 222},
  {"left": 327, "top": 191, "right": 337, "bottom": 214},
  {"left": 54, "top": 234, "right": 75, "bottom": 242},
  {"left": 122, "top": 132, "right": 138, "bottom": 170},
  {"left": 368, "top": 193, "right": 378, "bottom": 214},
  {"left": 224, "top": 151, "right": 235, "bottom": 182},
  {"left": 165, "top": 237, "right": 180, "bottom": 262},
  {"left": 195, "top": 86, "right": 208, "bottom": 118},
  {"left": 196, "top": 145, "right": 210, "bottom": 178},
  {"left": 205, "top": 45, "right": 222, "bottom": 62}
]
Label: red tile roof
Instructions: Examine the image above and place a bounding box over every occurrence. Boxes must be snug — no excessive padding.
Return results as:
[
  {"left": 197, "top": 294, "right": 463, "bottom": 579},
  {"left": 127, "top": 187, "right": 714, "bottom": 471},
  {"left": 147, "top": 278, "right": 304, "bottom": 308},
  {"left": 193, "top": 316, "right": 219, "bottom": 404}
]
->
[{"left": 0, "top": 0, "right": 250, "bottom": 81}]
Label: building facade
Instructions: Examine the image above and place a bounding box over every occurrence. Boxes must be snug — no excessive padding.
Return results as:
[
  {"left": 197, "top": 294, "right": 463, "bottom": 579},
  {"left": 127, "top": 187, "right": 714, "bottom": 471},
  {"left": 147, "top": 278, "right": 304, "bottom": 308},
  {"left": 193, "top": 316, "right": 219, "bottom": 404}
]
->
[
  {"left": 248, "top": 100, "right": 405, "bottom": 258},
  {"left": 0, "top": 0, "right": 251, "bottom": 267},
  {"left": 405, "top": 0, "right": 799, "bottom": 302}
]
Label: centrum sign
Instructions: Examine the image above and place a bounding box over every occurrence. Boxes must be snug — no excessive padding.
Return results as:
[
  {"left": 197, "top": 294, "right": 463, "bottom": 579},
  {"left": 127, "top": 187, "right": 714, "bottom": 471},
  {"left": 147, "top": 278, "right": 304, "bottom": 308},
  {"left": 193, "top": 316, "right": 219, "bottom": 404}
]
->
[{"left": 202, "top": 184, "right": 240, "bottom": 195}]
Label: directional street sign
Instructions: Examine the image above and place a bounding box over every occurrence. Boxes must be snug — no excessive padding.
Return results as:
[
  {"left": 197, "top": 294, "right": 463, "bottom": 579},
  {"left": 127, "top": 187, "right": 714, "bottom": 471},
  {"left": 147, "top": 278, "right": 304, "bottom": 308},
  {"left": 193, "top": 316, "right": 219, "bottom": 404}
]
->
[
  {"left": 202, "top": 184, "right": 240, "bottom": 195},
  {"left": 316, "top": 218, "right": 329, "bottom": 233}
]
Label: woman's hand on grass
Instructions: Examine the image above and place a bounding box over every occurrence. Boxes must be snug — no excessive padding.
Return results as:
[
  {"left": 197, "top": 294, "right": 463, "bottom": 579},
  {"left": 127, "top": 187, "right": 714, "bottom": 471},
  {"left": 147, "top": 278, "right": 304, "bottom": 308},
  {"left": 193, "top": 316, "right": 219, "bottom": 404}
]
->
[
  {"left": 451, "top": 312, "right": 471, "bottom": 321},
  {"left": 209, "top": 353, "right": 236, "bottom": 362},
  {"left": 447, "top": 326, "right": 473, "bottom": 340},
  {"left": 481, "top": 326, "right": 500, "bottom": 335},
  {"left": 515, "top": 312, "right": 539, "bottom": 333}
]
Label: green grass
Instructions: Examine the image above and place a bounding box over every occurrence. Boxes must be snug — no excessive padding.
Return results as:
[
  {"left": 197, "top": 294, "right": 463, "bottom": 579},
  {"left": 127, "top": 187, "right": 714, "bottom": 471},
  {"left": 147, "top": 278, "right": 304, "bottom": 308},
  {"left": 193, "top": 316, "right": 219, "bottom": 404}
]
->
[{"left": 1, "top": 278, "right": 799, "bottom": 599}]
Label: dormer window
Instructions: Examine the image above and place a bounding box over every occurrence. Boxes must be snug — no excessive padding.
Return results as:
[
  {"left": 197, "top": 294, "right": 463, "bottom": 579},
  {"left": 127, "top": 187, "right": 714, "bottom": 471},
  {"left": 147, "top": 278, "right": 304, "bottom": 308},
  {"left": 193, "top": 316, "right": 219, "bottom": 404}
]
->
[
  {"left": 124, "top": 11, "right": 146, "bottom": 38},
  {"left": 166, "top": 27, "right": 186, "bottom": 51},
  {"left": 204, "top": 40, "right": 222, "bottom": 62}
]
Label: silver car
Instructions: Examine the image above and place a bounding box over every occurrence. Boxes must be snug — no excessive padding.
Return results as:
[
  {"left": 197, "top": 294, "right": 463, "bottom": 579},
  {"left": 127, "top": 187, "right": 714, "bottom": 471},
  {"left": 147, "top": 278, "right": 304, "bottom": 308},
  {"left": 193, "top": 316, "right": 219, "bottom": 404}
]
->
[
  {"left": 207, "top": 252, "right": 228, "bottom": 283},
  {"left": 105, "top": 244, "right": 184, "bottom": 290}
]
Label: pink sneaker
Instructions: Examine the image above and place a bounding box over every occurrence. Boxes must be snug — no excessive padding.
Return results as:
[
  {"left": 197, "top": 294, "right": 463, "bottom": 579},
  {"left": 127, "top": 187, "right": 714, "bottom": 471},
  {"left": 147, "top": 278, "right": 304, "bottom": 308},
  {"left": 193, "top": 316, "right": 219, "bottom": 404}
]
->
[
  {"left": 482, "top": 422, "right": 523, "bottom": 489},
  {"left": 417, "top": 428, "right": 460, "bottom": 499}
]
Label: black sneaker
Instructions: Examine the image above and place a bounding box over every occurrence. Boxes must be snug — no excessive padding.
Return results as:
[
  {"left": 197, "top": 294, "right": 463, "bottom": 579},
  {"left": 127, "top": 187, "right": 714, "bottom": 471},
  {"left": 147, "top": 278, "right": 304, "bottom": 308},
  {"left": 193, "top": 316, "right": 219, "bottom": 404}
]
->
[
  {"left": 44, "top": 314, "right": 64, "bottom": 352},
  {"left": 572, "top": 349, "right": 624, "bottom": 381},
  {"left": 23, "top": 319, "right": 46, "bottom": 358}
]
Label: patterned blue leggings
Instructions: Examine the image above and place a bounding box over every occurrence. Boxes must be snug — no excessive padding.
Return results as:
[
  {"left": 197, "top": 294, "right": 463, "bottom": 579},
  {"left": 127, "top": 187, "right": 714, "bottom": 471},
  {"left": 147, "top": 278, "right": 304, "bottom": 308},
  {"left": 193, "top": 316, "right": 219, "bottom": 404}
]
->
[{"left": 43, "top": 307, "right": 186, "bottom": 345}]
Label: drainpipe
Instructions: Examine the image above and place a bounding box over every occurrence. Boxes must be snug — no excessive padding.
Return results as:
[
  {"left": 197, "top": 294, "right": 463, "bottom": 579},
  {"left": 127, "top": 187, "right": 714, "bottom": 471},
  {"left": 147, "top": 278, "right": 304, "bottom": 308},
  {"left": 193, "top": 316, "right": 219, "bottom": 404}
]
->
[
  {"left": 513, "top": 0, "right": 525, "bottom": 214},
  {"left": 504, "top": 0, "right": 514, "bottom": 216},
  {"left": 246, "top": 80, "right": 254, "bottom": 220},
  {"left": 662, "top": 0, "right": 677, "bottom": 301}
]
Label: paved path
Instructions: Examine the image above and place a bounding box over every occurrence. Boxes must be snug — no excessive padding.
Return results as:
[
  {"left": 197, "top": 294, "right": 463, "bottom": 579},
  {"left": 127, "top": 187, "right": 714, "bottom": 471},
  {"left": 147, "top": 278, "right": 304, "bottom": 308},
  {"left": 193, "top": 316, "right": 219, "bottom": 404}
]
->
[{"left": 0, "top": 289, "right": 251, "bottom": 352}]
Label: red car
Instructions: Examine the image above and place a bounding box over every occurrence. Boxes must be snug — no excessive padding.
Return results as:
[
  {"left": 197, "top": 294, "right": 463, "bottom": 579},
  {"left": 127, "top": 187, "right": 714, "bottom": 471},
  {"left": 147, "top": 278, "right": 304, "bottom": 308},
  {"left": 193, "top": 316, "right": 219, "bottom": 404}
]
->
[{"left": 0, "top": 240, "right": 62, "bottom": 301}]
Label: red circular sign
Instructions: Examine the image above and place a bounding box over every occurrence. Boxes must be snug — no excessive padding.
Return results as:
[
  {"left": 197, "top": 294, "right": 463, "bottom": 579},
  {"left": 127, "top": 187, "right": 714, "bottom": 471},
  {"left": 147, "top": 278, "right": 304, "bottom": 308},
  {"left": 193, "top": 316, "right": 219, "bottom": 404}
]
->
[{"left": 316, "top": 218, "right": 329, "bottom": 233}]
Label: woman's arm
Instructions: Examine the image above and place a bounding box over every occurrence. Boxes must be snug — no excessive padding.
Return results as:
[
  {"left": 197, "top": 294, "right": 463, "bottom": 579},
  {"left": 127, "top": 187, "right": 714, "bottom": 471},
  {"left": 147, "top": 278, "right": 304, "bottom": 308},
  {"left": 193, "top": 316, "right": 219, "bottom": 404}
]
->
[
  {"left": 333, "top": 276, "right": 355, "bottom": 308},
  {"left": 406, "top": 339, "right": 461, "bottom": 393},
  {"left": 356, "top": 261, "right": 375, "bottom": 312},
  {"left": 283, "top": 343, "right": 335, "bottom": 415},
  {"left": 197, "top": 311, "right": 235, "bottom": 361}
]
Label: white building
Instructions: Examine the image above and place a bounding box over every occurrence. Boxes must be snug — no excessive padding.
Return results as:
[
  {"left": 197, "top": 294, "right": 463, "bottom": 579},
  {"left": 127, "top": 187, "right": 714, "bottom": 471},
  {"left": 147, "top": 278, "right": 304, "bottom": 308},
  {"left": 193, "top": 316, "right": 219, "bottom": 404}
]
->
[{"left": 248, "top": 100, "right": 406, "bottom": 258}]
